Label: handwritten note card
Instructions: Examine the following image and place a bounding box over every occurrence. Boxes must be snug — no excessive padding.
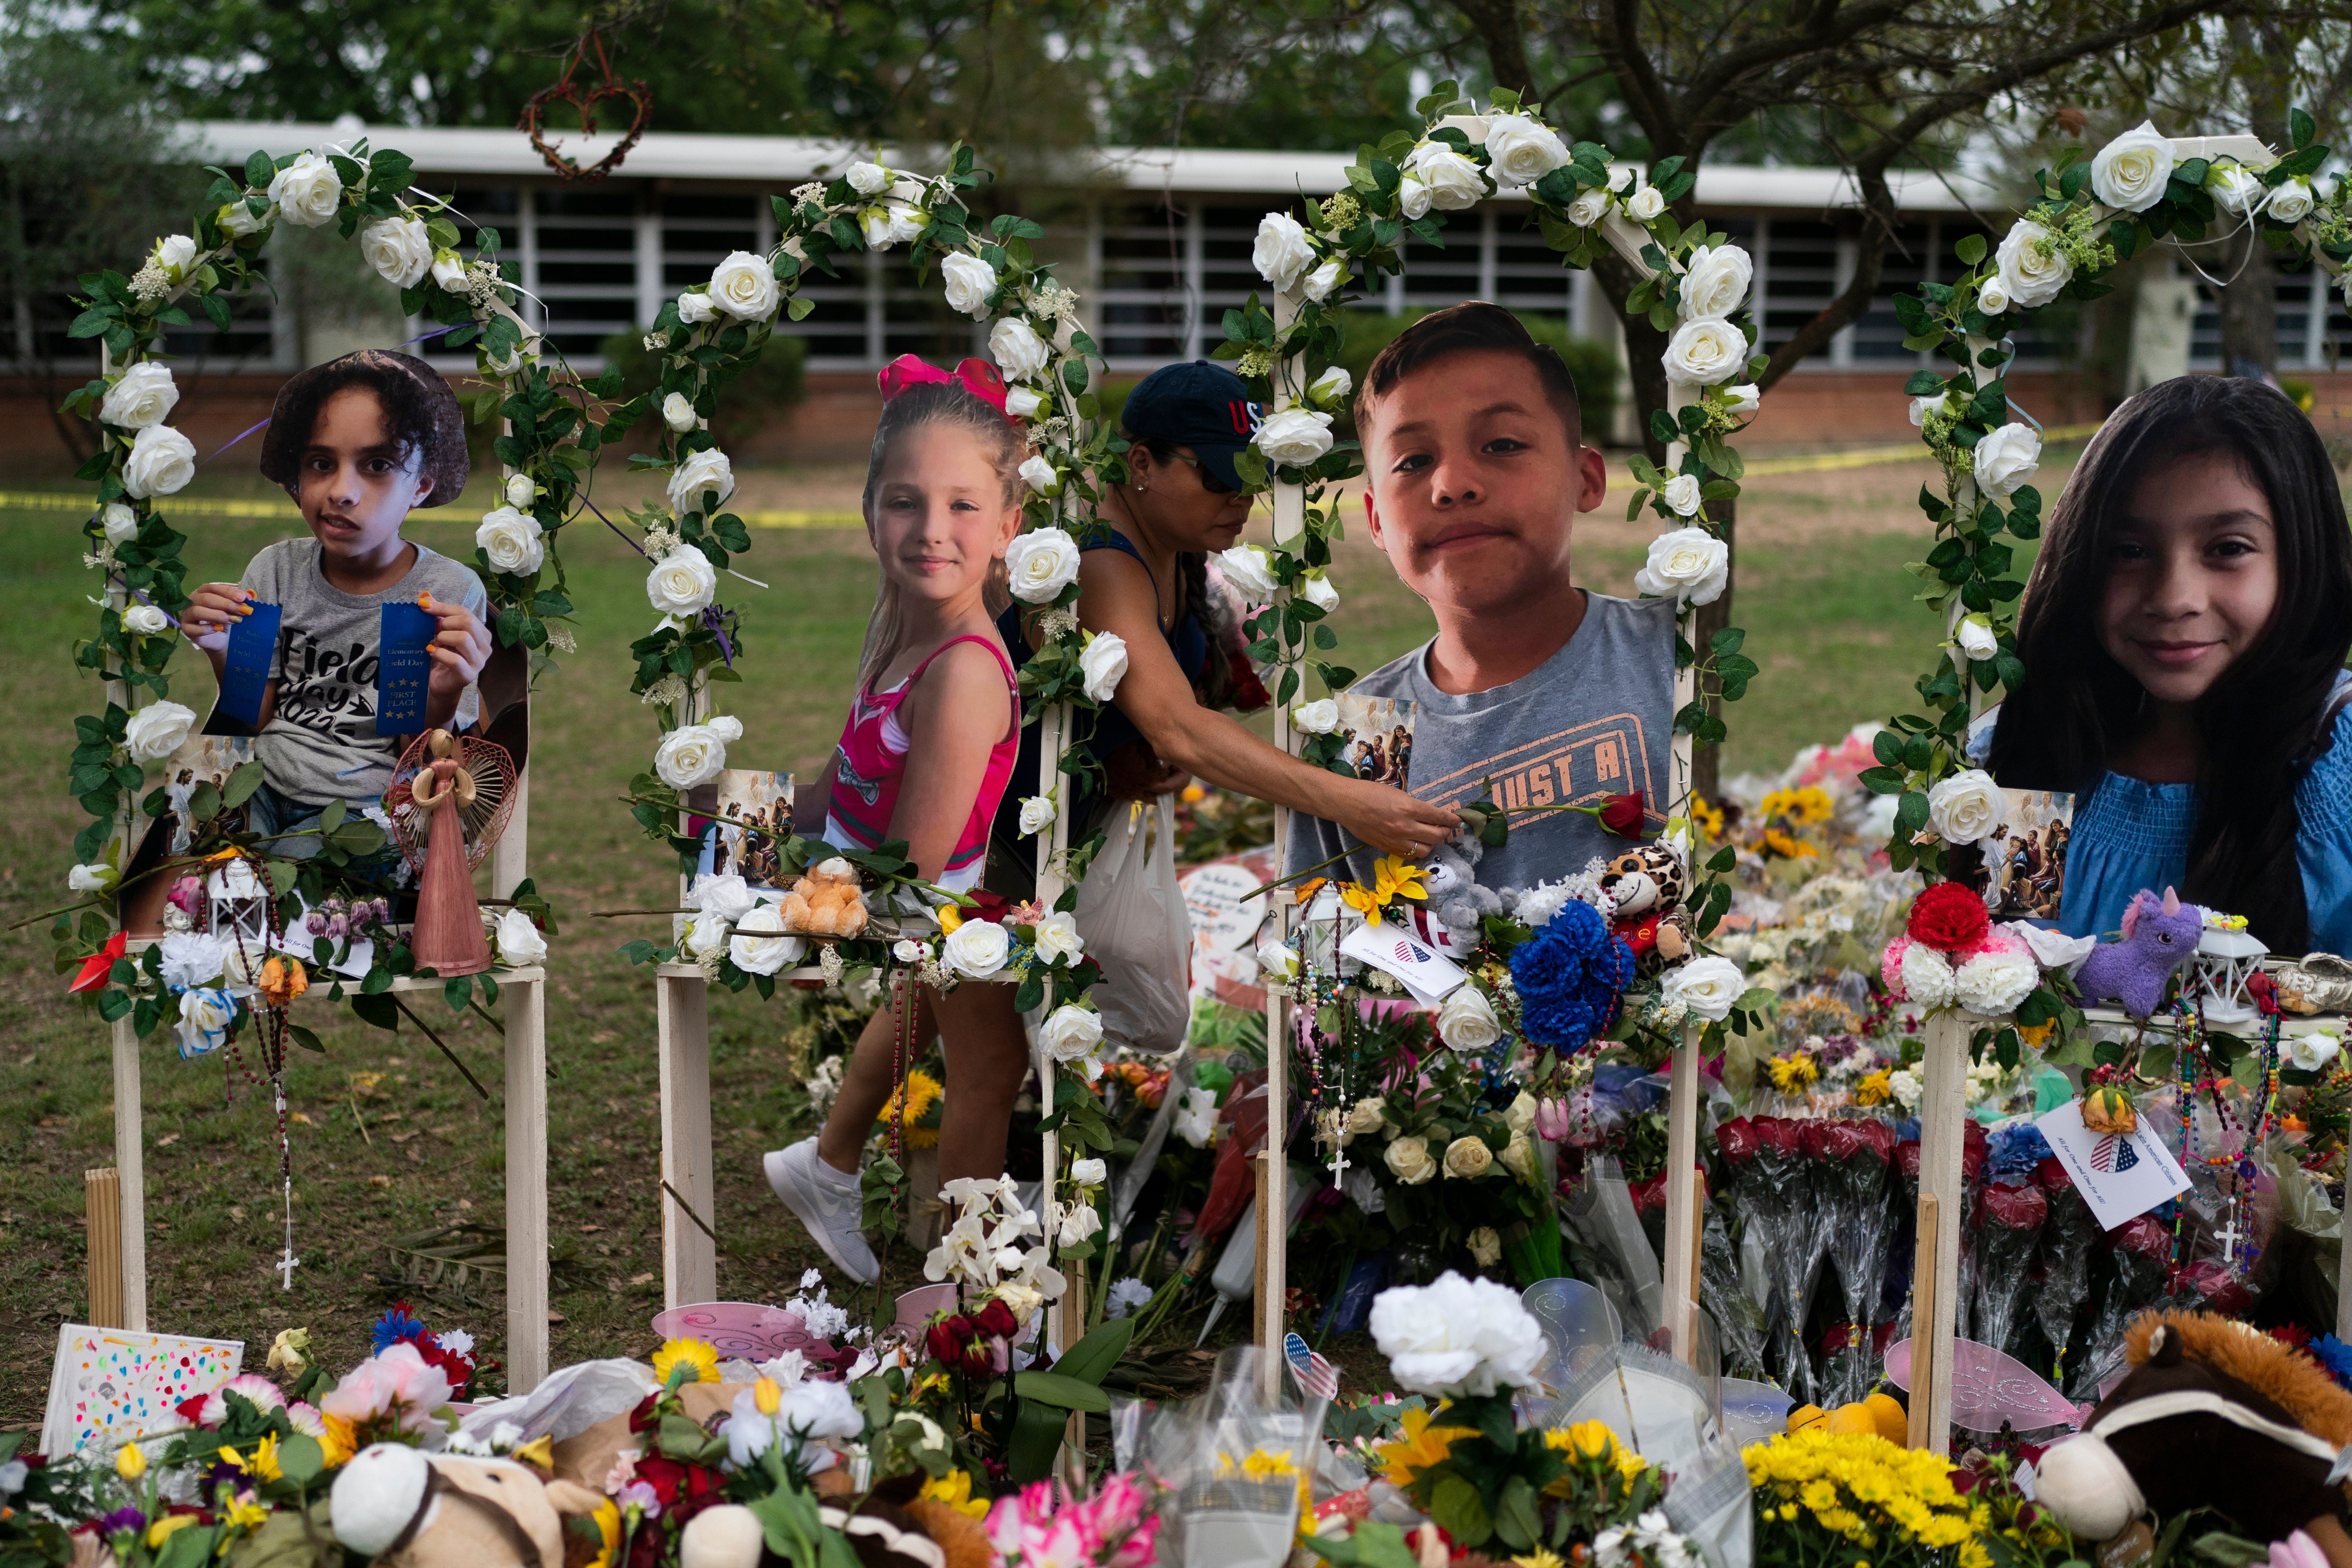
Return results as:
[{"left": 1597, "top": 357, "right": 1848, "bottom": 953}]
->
[{"left": 41, "top": 1324, "right": 243, "bottom": 1456}]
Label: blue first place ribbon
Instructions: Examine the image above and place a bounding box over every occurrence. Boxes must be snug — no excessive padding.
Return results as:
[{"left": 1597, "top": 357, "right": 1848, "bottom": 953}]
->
[
  {"left": 217, "top": 602, "right": 282, "bottom": 728},
  {"left": 376, "top": 601, "right": 437, "bottom": 735}
]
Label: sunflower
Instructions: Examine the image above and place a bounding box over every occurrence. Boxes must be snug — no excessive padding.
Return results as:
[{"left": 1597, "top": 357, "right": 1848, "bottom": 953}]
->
[
  {"left": 1689, "top": 796, "right": 1726, "bottom": 842},
  {"left": 1761, "top": 827, "right": 1818, "bottom": 861},
  {"left": 878, "top": 1068, "right": 946, "bottom": 1148},
  {"left": 652, "top": 1337, "right": 720, "bottom": 1386},
  {"left": 1760, "top": 786, "right": 1834, "bottom": 826}
]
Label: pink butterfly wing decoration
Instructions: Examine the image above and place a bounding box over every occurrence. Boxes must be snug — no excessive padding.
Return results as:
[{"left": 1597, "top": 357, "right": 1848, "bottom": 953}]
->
[{"left": 1883, "top": 1335, "right": 2093, "bottom": 1433}]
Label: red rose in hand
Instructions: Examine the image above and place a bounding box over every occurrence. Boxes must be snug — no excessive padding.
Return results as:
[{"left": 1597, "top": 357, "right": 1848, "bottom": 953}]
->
[
  {"left": 1599, "top": 791, "right": 1647, "bottom": 838},
  {"left": 1907, "top": 881, "right": 1990, "bottom": 953}
]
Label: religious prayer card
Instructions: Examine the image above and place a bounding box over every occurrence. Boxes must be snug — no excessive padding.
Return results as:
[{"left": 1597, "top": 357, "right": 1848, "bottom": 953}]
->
[
  {"left": 1977, "top": 788, "right": 2074, "bottom": 921},
  {"left": 41, "top": 1324, "right": 243, "bottom": 1457},
  {"left": 1333, "top": 693, "right": 1414, "bottom": 790},
  {"left": 374, "top": 601, "right": 437, "bottom": 735},
  {"left": 1338, "top": 922, "right": 1469, "bottom": 1008},
  {"left": 692, "top": 770, "right": 796, "bottom": 890},
  {"left": 217, "top": 601, "right": 281, "bottom": 728},
  {"left": 2036, "top": 1098, "right": 2192, "bottom": 1231}
]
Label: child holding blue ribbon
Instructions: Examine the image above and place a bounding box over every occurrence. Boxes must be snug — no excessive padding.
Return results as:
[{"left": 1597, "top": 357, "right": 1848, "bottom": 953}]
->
[{"left": 181, "top": 350, "right": 491, "bottom": 854}]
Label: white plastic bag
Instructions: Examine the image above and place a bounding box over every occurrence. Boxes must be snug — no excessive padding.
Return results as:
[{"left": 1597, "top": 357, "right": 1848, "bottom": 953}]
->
[{"left": 1072, "top": 796, "right": 1192, "bottom": 1053}]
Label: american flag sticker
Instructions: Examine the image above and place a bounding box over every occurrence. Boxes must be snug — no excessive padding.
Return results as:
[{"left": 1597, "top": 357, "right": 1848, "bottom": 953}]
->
[
  {"left": 2088, "top": 1133, "right": 2140, "bottom": 1174},
  {"left": 1393, "top": 940, "right": 1432, "bottom": 965},
  {"left": 1284, "top": 1332, "right": 1338, "bottom": 1401}
]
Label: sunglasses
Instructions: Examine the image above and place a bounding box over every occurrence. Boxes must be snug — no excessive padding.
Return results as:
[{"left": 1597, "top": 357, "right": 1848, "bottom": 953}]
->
[{"left": 1162, "top": 450, "right": 1237, "bottom": 496}]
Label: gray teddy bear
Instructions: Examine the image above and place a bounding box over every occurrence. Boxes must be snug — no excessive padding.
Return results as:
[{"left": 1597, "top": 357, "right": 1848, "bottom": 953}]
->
[{"left": 1420, "top": 828, "right": 1504, "bottom": 947}]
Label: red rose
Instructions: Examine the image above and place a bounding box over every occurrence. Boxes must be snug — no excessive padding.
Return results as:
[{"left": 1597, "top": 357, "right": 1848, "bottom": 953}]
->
[
  {"left": 1599, "top": 791, "right": 1647, "bottom": 838},
  {"left": 925, "top": 1317, "right": 969, "bottom": 1368},
  {"left": 1628, "top": 1173, "right": 1669, "bottom": 1214},
  {"left": 2113, "top": 1215, "right": 2172, "bottom": 1262},
  {"left": 973, "top": 1299, "right": 1018, "bottom": 1340},
  {"left": 1715, "top": 1117, "right": 1758, "bottom": 1164},
  {"left": 1854, "top": 1120, "right": 1896, "bottom": 1162},
  {"left": 2035, "top": 1156, "right": 2074, "bottom": 1193},
  {"left": 1980, "top": 1181, "right": 2047, "bottom": 1232},
  {"left": 964, "top": 890, "right": 1015, "bottom": 926},
  {"left": 1906, "top": 881, "right": 1990, "bottom": 954},
  {"left": 1962, "top": 1119, "right": 1989, "bottom": 1181},
  {"left": 1895, "top": 1139, "right": 1921, "bottom": 1178},
  {"left": 1815, "top": 1122, "right": 1865, "bottom": 1162},
  {"left": 1755, "top": 1117, "right": 1803, "bottom": 1157}
]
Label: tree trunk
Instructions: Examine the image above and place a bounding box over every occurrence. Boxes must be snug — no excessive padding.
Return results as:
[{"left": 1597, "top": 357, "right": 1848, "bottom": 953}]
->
[{"left": 2216, "top": 224, "right": 2280, "bottom": 381}]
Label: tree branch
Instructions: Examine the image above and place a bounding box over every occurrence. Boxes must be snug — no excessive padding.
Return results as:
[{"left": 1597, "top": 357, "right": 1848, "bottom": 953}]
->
[{"left": 1453, "top": 0, "right": 1535, "bottom": 95}]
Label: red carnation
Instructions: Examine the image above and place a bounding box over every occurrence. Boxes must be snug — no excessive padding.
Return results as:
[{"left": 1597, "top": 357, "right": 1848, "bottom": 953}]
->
[{"left": 1907, "top": 881, "right": 1990, "bottom": 953}]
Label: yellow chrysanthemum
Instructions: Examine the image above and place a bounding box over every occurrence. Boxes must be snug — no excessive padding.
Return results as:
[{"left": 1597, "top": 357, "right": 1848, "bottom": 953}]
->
[
  {"left": 919, "top": 1469, "right": 991, "bottom": 1521},
  {"left": 1852, "top": 1070, "right": 1892, "bottom": 1107},
  {"left": 1373, "top": 1405, "right": 1476, "bottom": 1489},
  {"left": 879, "top": 1068, "right": 946, "bottom": 1148},
  {"left": 1767, "top": 1053, "right": 1821, "bottom": 1093},
  {"left": 652, "top": 1337, "right": 720, "bottom": 1386}
]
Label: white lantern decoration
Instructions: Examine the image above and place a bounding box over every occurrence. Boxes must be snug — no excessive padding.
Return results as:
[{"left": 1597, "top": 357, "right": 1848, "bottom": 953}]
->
[
  {"left": 205, "top": 859, "right": 271, "bottom": 948},
  {"left": 2194, "top": 911, "right": 2269, "bottom": 1025}
]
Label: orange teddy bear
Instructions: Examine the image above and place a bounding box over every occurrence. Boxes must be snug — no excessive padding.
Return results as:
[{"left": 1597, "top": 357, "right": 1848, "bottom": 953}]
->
[{"left": 778, "top": 856, "right": 869, "bottom": 937}]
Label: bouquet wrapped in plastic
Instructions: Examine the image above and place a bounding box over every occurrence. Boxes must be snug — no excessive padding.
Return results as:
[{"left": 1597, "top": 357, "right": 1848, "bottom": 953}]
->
[
  {"left": 1699, "top": 1198, "right": 1771, "bottom": 1380},
  {"left": 1970, "top": 1180, "right": 2048, "bottom": 1356},
  {"left": 2067, "top": 1214, "right": 2175, "bottom": 1398},
  {"left": 1816, "top": 1118, "right": 1899, "bottom": 1404},
  {"left": 1718, "top": 1116, "right": 1834, "bottom": 1402},
  {"left": 2029, "top": 1154, "right": 2100, "bottom": 1376}
]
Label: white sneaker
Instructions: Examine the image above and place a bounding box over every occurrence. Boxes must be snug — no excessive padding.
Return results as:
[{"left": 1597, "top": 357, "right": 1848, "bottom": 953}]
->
[{"left": 764, "top": 1137, "right": 879, "bottom": 1284}]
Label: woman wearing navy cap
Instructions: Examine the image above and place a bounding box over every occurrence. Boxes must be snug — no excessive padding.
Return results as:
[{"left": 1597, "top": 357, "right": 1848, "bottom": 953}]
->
[{"left": 986, "top": 359, "right": 1459, "bottom": 898}]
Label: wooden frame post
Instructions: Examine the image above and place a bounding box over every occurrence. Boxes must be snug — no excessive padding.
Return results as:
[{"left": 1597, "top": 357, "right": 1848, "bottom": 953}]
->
[
  {"left": 87, "top": 1168, "right": 125, "bottom": 1329},
  {"left": 657, "top": 965, "right": 717, "bottom": 1307},
  {"left": 1905, "top": 1011, "right": 1970, "bottom": 1452}
]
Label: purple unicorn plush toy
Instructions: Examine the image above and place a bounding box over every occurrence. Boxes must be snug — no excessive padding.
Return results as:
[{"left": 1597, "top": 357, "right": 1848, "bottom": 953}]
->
[{"left": 2072, "top": 886, "right": 2204, "bottom": 1018}]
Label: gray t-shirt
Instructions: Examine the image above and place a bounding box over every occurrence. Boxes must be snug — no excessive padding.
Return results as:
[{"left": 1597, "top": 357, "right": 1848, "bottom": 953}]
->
[
  {"left": 239, "top": 537, "right": 486, "bottom": 805},
  {"left": 1285, "top": 591, "right": 1678, "bottom": 893}
]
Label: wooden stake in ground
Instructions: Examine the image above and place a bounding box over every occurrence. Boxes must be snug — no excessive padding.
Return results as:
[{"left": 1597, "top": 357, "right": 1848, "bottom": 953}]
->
[{"left": 86, "top": 1168, "right": 124, "bottom": 1328}]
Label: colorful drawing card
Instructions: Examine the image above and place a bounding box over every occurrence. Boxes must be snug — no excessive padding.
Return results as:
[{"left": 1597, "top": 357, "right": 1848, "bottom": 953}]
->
[
  {"left": 217, "top": 601, "right": 281, "bottom": 728},
  {"left": 375, "top": 601, "right": 437, "bottom": 735},
  {"left": 41, "top": 1324, "right": 243, "bottom": 1457}
]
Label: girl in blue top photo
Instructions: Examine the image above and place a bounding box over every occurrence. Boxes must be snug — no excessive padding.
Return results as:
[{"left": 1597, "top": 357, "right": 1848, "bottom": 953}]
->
[{"left": 1981, "top": 374, "right": 2352, "bottom": 956}]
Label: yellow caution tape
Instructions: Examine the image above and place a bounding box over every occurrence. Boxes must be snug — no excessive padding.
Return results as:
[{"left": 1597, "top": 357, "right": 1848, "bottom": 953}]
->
[{"left": 1741, "top": 422, "right": 2103, "bottom": 477}]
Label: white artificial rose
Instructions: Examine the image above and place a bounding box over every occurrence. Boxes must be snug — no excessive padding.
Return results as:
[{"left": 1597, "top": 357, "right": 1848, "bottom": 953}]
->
[
  {"left": 1041, "top": 1003, "right": 1104, "bottom": 1063},
  {"left": 1723, "top": 383, "right": 1761, "bottom": 414},
  {"left": 941, "top": 252, "right": 998, "bottom": 318},
  {"left": 2269, "top": 178, "right": 2316, "bottom": 225},
  {"left": 124, "top": 699, "right": 196, "bottom": 763},
  {"left": 1309, "top": 365, "right": 1353, "bottom": 407},
  {"left": 122, "top": 603, "right": 170, "bottom": 635},
  {"left": 2209, "top": 163, "right": 2268, "bottom": 215},
  {"left": 1397, "top": 174, "right": 1433, "bottom": 221},
  {"left": 1385, "top": 1136, "right": 1437, "bottom": 1185},
  {"left": 1660, "top": 474, "right": 1703, "bottom": 518},
  {"left": 1018, "top": 455, "right": 1060, "bottom": 496},
  {"left": 432, "top": 252, "right": 466, "bottom": 291},
  {"left": 494, "top": 909, "right": 547, "bottom": 967},
  {"left": 1661, "top": 316, "right": 1747, "bottom": 387},
  {"left": 884, "top": 204, "right": 929, "bottom": 246},
  {"left": 1257, "top": 938, "right": 1299, "bottom": 982},
  {"left": 1976, "top": 276, "right": 2011, "bottom": 316},
  {"left": 729, "top": 902, "right": 808, "bottom": 976},
  {"left": 892, "top": 938, "right": 928, "bottom": 965},
  {"left": 1955, "top": 939, "right": 2039, "bottom": 1017},
  {"left": 695, "top": 873, "right": 758, "bottom": 923},
  {"left": 1298, "top": 573, "right": 1339, "bottom": 613},
  {"left": 1292, "top": 698, "right": 1340, "bottom": 736},
  {"left": 1633, "top": 526, "right": 1729, "bottom": 607},
  {"left": 989, "top": 317, "right": 1051, "bottom": 382},
  {"left": 266, "top": 151, "right": 343, "bottom": 228},
  {"left": 1252, "top": 212, "right": 1316, "bottom": 293},
  {"left": 1955, "top": 616, "right": 1999, "bottom": 662},
  {"left": 856, "top": 205, "right": 898, "bottom": 249},
  {"left": 1256, "top": 407, "right": 1334, "bottom": 468},
  {"left": 1216, "top": 545, "right": 1280, "bottom": 602},
  {"left": 1369, "top": 1270, "right": 1548, "bottom": 1398},
  {"left": 1483, "top": 113, "right": 1570, "bottom": 188},
  {"left": 101, "top": 503, "right": 139, "bottom": 544},
  {"left": 1005, "top": 386, "right": 1045, "bottom": 420},
  {"left": 1567, "top": 187, "right": 1611, "bottom": 227},
  {"left": 662, "top": 392, "right": 698, "bottom": 432},
  {"left": 2291, "top": 1032, "right": 2343, "bottom": 1072},
  {"left": 1079, "top": 633, "right": 1128, "bottom": 703},
  {"left": 677, "top": 291, "right": 717, "bottom": 325},
  {"left": 1436, "top": 986, "right": 1501, "bottom": 1052},
  {"left": 1661, "top": 954, "right": 1746, "bottom": 1022},
  {"left": 1434, "top": 112, "right": 1490, "bottom": 144},
  {"left": 1909, "top": 394, "right": 1946, "bottom": 428},
  {"left": 847, "top": 161, "right": 892, "bottom": 196},
  {"left": 646, "top": 547, "right": 718, "bottom": 620},
  {"left": 1678, "top": 244, "right": 1753, "bottom": 320},
  {"left": 475, "top": 506, "right": 545, "bottom": 575},
  {"left": 1302, "top": 259, "right": 1344, "bottom": 304},
  {"left": 943, "top": 919, "right": 1009, "bottom": 981},
  {"left": 153, "top": 234, "right": 198, "bottom": 278},
  {"left": 1018, "top": 796, "right": 1056, "bottom": 836},
  {"left": 1468, "top": 1226, "right": 1503, "bottom": 1267},
  {"left": 1005, "top": 528, "right": 1080, "bottom": 604},
  {"left": 666, "top": 448, "right": 736, "bottom": 517},
  {"left": 177, "top": 988, "right": 238, "bottom": 1058},
  {"left": 1069, "top": 1158, "right": 1108, "bottom": 1189},
  {"left": 219, "top": 200, "right": 269, "bottom": 238},
  {"left": 1403, "top": 142, "right": 1485, "bottom": 210},
  {"left": 1034, "top": 910, "right": 1083, "bottom": 967},
  {"left": 710, "top": 252, "right": 780, "bottom": 321},
  {"left": 1057, "top": 1202, "right": 1104, "bottom": 1249},
  {"left": 684, "top": 910, "right": 730, "bottom": 958},
  {"left": 653, "top": 715, "right": 743, "bottom": 790},
  {"left": 1972, "top": 422, "right": 2042, "bottom": 499},
  {"left": 1626, "top": 185, "right": 1666, "bottom": 221},
  {"left": 1900, "top": 942, "right": 1959, "bottom": 1009},
  {"left": 504, "top": 474, "right": 538, "bottom": 509},
  {"left": 69, "top": 862, "right": 114, "bottom": 893},
  {"left": 1995, "top": 220, "right": 2073, "bottom": 309},
  {"left": 100, "top": 363, "right": 180, "bottom": 431},
  {"left": 2091, "top": 122, "right": 2175, "bottom": 213},
  {"left": 1926, "top": 767, "right": 2004, "bottom": 845},
  {"left": 359, "top": 217, "right": 432, "bottom": 288}
]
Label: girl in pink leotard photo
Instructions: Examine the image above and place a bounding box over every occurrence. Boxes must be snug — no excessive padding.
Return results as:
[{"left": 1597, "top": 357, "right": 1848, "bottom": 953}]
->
[{"left": 764, "top": 358, "right": 1031, "bottom": 1283}]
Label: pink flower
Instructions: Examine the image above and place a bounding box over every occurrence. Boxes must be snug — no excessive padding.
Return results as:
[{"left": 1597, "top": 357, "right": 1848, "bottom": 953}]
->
[
  {"left": 604, "top": 1450, "right": 640, "bottom": 1493},
  {"left": 618, "top": 1480, "right": 662, "bottom": 1518},
  {"left": 319, "top": 1342, "right": 454, "bottom": 1432},
  {"left": 1880, "top": 934, "right": 1912, "bottom": 999},
  {"left": 200, "top": 1374, "right": 286, "bottom": 1426},
  {"left": 284, "top": 1403, "right": 327, "bottom": 1438},
  {"left": 1534, "top": 1097, "right": 1572, "bottom": 1142}
]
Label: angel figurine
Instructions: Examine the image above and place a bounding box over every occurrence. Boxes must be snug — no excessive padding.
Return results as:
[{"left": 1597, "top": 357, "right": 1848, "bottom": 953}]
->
[{"left": 391, "top": 728, "right": 518, "bottom": 977}]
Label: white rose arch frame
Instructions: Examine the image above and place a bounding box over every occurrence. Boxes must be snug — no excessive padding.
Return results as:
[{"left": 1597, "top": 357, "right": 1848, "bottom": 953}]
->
[
  {"left": 1865, "top": 115, "right": 2350, "bottom": 1450},
  {"left": 49, "top": 136, "right": 598, "bottom": 1390}
]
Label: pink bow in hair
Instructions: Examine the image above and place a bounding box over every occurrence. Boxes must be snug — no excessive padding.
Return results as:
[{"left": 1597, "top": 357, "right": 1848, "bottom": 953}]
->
[{"left": 877, "top": 354, "right": 1016, "bottom": 420}]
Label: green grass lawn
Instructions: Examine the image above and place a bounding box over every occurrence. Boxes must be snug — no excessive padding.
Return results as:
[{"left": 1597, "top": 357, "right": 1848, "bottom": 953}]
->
[{"left": 0, "top": 457, "right": 1971, "bottom": 1421}]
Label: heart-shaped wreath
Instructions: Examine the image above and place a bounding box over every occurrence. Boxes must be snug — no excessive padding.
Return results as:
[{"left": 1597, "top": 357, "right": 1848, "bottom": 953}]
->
[{"left": 517, "top": 32, "right": 652, "bottom": 184}]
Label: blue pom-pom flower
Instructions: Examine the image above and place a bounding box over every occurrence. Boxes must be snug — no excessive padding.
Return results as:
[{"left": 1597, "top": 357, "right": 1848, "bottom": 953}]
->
[{"left": 1509, "top": 898, "right": 1637, "bottom": 1053}]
